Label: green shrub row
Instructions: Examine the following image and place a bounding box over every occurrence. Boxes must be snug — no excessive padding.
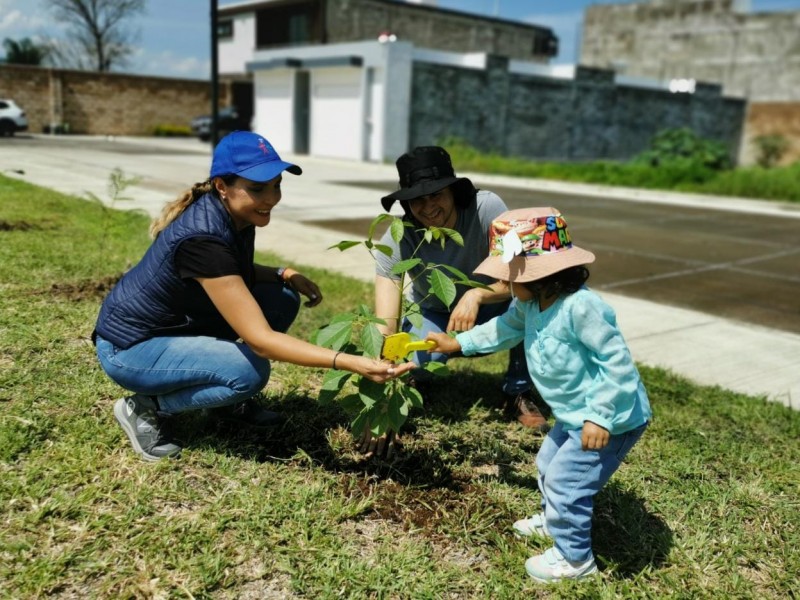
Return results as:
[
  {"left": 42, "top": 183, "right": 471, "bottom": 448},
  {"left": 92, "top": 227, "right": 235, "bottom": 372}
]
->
[{"left": 444, "top": 130, "right": 800, "bottom": 203}]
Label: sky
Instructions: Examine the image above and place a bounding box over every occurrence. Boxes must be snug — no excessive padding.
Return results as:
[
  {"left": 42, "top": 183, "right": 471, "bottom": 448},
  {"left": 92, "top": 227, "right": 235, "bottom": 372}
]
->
[{"left": 1, "top": 0, "right": 799, "bottom": 80}]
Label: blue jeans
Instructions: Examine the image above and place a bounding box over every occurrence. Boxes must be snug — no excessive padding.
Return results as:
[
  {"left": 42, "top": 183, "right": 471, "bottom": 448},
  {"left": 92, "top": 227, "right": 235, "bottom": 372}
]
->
[
  {"left": 95, "top": 282, "right": 299, "bottom": 415},
  {"left": 536, "top": 420, "right": 648, "bottom": 562},
  {"left": 403, "top": 300, "right": 532, "bottom": 395}
]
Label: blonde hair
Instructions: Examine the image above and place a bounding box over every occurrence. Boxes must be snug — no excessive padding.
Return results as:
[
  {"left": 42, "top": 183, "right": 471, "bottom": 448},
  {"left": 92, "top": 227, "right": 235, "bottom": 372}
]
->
[{"left": 149, "top": 180, "right": 212, "bottom": 238}]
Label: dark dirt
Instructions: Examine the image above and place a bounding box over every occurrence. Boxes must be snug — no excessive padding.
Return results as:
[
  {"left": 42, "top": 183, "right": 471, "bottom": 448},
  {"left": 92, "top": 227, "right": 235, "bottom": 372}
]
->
[
  {"left": 47, "top": 274, "right": 121, "bottom": 301},
  {"left": 0, "top": 220, "right": 42, "bottom": 231}
]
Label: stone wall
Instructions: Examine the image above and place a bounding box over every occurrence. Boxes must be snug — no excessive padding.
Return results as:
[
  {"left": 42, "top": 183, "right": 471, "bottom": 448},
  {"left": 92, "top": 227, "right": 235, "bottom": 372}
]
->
[
  {"left": 0, "top": 64, "right": 226, "bottom": 135},
  {"left": 408, "top": 60, "right": 746, "bottom": 163},
  {"left": 580, "top": 0, "right": 800, "bottom": 103},
  {"left": 324, "top": 0, "right": 555, "bottom": 62}
]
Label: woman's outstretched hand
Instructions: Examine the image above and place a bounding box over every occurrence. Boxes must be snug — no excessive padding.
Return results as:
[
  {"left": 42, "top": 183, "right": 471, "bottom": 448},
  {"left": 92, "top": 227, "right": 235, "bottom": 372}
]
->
[{"left": 345, "top": 356, "right": 416, "bottom": 383}]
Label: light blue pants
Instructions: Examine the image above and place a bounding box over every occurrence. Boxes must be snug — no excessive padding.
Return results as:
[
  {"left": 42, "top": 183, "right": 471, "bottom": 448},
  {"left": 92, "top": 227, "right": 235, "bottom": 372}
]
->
[
  {"left": 536, "top": 420, "right": 648, "bottom": 562},
  {"left": 95, "top": 282, "right": 299, "bottom": 415},
  {"left": 403, "top": 300, "right": 532, "bottom": 395}
]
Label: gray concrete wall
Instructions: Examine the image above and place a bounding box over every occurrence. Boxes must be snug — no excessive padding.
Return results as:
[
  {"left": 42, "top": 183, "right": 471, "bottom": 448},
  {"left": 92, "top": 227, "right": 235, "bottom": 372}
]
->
[
  {"left": 580, "top": 0, "right": 800, "bottom": 103},
  {"left": 408, "top": 60, "right": 746, "bottom": 163}
]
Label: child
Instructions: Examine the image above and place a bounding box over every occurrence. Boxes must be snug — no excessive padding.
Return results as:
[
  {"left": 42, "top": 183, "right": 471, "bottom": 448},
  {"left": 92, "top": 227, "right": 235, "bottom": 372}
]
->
[{"left": 426, "top": 207, "right": 652, "bottom": 583}]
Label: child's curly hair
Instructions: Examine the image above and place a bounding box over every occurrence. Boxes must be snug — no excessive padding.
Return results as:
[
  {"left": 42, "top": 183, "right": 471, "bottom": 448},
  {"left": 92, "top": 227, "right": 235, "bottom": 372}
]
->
[{"left": 521, "top": 265, "right": 590, "bottom": 298}]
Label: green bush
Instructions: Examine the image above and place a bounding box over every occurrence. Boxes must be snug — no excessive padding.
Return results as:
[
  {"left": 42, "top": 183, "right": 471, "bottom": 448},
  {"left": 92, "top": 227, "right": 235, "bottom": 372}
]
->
[
  {"left": 443, "top": 135, "right": 799, "bottom": 203},
  {"left": 633, "top": 127, "right": 731, "bottom": 171},
  {"left": 753, "top": 134, "right": 789, "bottom": 168},
  {"left": 151, "top": 123, "right": 192, "bottom": 137}
]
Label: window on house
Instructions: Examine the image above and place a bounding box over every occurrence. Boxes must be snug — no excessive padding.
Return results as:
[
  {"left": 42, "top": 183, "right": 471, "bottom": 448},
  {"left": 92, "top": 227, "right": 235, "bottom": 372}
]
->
[
  {"left": 256, "top": 1, "right": 322, "bottom": 48},
  {"left": 218, "top": 19, "right": 233, "bottom": 40},
  {"left": 533, "top": 34, "right": 558, "bottom": 57}
]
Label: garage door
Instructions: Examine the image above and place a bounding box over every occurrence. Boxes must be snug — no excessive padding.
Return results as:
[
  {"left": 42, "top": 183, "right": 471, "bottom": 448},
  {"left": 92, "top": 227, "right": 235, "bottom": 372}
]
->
[{"left": 310, "top": 67, "right": 363, "bottom": 160}]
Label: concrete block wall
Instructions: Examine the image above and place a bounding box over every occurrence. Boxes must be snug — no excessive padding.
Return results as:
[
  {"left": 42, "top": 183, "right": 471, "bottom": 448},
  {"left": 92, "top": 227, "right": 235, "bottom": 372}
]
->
[
  {"left": 0, "top": 64, "right": 224, "bottom": 135},
  {"left": 581, "top": 0, "right": 800, "bottom": 103},
  {"left": 408, "top": 60, "right": 746, "bottom": 163}
]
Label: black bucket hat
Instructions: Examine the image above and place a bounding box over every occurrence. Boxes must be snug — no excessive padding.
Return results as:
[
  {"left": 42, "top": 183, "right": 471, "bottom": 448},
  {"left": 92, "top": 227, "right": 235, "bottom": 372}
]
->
[{"left": 381, "top": 146, "right": 474, "bottom": 212}]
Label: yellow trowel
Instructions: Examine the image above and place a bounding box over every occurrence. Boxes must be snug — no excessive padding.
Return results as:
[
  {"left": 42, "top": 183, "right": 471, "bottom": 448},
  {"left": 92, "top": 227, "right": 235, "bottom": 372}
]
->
[{"left": 381, "top": 332, "right": 436, "bottom": 361}]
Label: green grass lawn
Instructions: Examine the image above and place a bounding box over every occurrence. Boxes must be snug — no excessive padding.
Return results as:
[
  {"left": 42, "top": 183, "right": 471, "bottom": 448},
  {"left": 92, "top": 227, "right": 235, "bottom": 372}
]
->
[{"left": 1, "top": 175, "right": 798, "bottom": 598}]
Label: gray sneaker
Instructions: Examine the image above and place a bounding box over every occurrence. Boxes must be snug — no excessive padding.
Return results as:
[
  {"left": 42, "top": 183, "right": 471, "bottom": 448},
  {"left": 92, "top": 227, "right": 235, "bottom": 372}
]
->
[
  {"left": 513, "top": 512, "right": 552, "bottom": 539},
  {"left": 113, "top": 395, "right": 181, "bottom": 462}
]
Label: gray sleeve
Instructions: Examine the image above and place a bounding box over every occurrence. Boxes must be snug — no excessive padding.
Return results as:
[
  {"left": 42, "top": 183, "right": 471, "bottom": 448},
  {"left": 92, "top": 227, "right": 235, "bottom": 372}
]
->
[
  {"left": 476, "top": 190, "right": 509, "bottom": 230},
  {"left": 374, "top": 227, "right": 402, "bottom": 280}
]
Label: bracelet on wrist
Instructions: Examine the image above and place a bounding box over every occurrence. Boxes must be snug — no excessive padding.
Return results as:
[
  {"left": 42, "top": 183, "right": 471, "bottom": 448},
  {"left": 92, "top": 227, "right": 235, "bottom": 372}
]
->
[
  {"left": 276, "top": 266, "right": 297, "bottom": 286},
  {"left": 332, "top": 351, "right": 343, "bottom": 370}
]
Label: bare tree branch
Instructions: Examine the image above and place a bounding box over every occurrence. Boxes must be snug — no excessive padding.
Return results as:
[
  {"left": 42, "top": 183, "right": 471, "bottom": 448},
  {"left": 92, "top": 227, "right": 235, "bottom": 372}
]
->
[{"left": 44, "top": 0, "right": 146, "bottom": 71}]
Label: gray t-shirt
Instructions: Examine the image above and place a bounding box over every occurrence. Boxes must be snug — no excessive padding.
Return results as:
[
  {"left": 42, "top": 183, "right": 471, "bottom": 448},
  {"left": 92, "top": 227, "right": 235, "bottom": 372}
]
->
[{"left": 375, "top": 190, "right": 508, "bottom": 312}]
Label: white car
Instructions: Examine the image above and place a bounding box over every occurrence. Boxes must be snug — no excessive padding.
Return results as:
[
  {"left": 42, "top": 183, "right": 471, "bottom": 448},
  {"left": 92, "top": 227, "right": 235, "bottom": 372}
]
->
[{"left": 0, "top": 99, "right": 28, "bottom": 136}]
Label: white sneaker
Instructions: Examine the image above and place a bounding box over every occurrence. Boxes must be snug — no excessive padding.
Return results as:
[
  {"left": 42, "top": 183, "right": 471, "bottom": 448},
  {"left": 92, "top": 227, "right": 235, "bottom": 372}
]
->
[
  {"left": 525, "top": 546, "right": 598, "bottom": 583},
  {"left": 512, "top": 512, "right": 551, "bottom": 539}
]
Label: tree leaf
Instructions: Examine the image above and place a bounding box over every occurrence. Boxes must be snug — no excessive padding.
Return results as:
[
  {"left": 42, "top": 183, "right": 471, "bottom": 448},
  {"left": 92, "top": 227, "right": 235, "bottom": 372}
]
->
[
  {"left": 402, "top": 384, "right": 424, "bottom": 409},
  {"left": 360, "top": 323, "right": 384, "bottom": 358},
  {"left": 428, "top": 269, "right": 457, "bottom": 309},
  {"left": 440, "top": 227, "right": 464, "bottom": 246},
  {"left": 340, "top": 393, "right": 366, "bottom": 416},
  {"left": 368, "top": 213, "right": 395, "bottom": 241},
  {"left": 390, "top": 218, "right": 405, "bottom": 243},
  {"left": 390, "top": 257, "right": 421, "bottom": 276},
  {"left": 423, "top": 361, "right": 450, "bottom": 376},
  {"left": 318, "top": 370, "right": 353, "bottom": 405},
  {"left": 328, "top": 240, "right": 361, "bottom": 251},
  {"left": 436, "top": 263, "right": 469, "bottom": 281},
  {"left": 387, "top": 390, "right": 409, "bottom": 432},
  {"left": 373, "top": 244, "right": 394, "bottom": 257},
  {"left": 406, "top": 312, "right": 423, "bottom": 330},
  {"left": 316, "top": 320, "right": 353, "bottom": 350}
]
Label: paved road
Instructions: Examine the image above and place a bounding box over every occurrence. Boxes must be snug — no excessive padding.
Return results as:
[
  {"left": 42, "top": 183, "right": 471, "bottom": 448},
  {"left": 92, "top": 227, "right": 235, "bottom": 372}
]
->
[{"left": 1, "top": 134, "right": 798, "bottom": 408}]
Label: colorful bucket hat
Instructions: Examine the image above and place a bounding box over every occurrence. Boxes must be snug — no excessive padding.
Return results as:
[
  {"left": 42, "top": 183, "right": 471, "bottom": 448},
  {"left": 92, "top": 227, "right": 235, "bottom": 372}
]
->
[{"left": 474, "top": 207, "right": 595, "bottom": 283}]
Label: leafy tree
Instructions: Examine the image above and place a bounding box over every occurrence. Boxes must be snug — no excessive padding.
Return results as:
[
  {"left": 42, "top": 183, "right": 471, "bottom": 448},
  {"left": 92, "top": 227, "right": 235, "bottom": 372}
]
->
[
  {"left": 316, "top": 214, "right": 488, "bottom": 439},
  {"left": 44, "top": 0, "right": 146, "bottom": 72},
  {"left": 2, "top": 37, "right": 50, "bottom": 65}
]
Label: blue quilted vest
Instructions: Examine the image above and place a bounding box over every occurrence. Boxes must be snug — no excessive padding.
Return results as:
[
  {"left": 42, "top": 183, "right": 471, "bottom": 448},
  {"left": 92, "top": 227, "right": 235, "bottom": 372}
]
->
[{"left": 94, "top": 193, "right": 255, "bottom": 349}]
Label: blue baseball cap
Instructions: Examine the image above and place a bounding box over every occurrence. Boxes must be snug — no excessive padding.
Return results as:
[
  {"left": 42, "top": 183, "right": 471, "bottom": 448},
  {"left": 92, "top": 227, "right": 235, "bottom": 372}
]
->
[{"left": 210, "top": 131, "right": 302, "bottom": 181}]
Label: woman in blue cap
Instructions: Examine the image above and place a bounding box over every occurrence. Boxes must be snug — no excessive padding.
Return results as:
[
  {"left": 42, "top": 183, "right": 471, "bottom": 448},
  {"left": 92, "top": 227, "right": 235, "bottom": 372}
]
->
[{"left": 93, "top": 131, "right": 414, "bottom": 462}]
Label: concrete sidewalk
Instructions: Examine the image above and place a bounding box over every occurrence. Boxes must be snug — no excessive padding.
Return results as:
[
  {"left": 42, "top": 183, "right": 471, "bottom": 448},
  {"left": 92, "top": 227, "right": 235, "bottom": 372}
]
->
[{"left": 2, "top": 134, "right": 798, "bottom": 409}]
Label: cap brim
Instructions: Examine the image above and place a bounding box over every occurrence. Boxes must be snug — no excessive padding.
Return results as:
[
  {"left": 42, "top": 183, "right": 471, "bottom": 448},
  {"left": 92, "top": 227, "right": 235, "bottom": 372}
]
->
[
  {"left": 474, "top": 246, "right": 596, "bottom": 283},
  {"left": 235, "top": 161, "right": 302, "bottom": 182},
  {"left": 381, "top": 176, "right": 466, "bottom": 212}
]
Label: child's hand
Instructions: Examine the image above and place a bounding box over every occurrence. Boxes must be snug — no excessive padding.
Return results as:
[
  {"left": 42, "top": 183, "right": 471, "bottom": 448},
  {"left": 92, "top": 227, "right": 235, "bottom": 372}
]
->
[
  {"left": 581, "top": 421, "right": 609, "bottom": 450},
  {"left": 425, "top": 332, "right": 461, "bottom": 354}
]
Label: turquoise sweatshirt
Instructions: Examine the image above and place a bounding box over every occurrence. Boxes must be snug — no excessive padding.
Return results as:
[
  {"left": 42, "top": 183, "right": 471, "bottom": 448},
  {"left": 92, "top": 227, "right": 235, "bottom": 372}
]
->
[{"left": 456, "top": 288, "right": 652, "bottom": 434}]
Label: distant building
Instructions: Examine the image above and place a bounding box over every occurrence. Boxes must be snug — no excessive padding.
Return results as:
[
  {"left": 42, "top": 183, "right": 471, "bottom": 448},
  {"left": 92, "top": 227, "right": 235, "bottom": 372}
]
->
[
  {"left": 580, "top": 0, "right": 800, "bottom": 164},
  {"left": 218, "top": 0, "right": 558, "bottom": 77},
  {"left": 215, "top": 0, "right": 745, "bottom": 164},
  {"left": 217, "top": 0, "right": 558, "bottom": 160},
  {"left": 581, "top": 0, "right": 800, "bottom": 102}
]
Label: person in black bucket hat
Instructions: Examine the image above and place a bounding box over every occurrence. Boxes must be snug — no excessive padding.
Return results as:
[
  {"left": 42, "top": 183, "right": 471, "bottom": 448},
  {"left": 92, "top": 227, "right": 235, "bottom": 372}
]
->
[{"left": 364, "top": 146, "right": 549, "bottom": 456}]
